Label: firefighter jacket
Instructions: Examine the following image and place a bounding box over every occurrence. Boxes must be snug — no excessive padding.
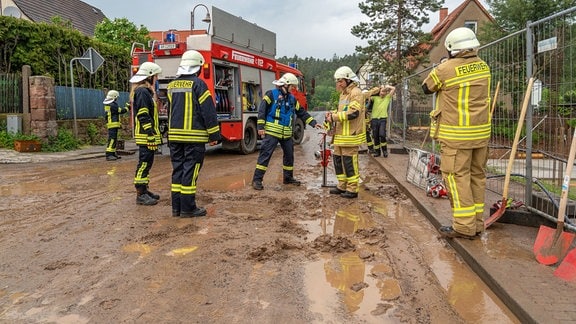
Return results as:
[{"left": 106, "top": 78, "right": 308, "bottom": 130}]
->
[
  {"left": 330, "top": 83, "right": 366, "bottom": 146},
  {"left": 257, "top": 88, "right": 317, "bottom": 140},
  {"left": 422, "top": 52, "right": 491, "bottom": 148},
  {"left": 104, "top": 101, "right": 128, "bottom": 129},
  {"left": 132, "top": 85, "right": 161, "bottom": 146},
  {"left": 167, "top": 75, "right": 221, "bottom": 143}
]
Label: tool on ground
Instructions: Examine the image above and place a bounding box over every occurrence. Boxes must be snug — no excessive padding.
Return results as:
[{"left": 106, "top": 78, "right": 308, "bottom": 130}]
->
[
  {"left": 485, "top": 77, "right": 534, "bottom": 228},
  {"left": 490, "top": 81, "right": 500, "bottom": 116},
  {"left": 533, "top": 126, "right": 576, "bottom": 265}
]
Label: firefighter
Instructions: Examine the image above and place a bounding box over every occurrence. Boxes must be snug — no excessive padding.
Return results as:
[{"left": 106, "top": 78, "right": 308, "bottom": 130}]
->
[
  {"left": 369, "top": 84, "right": 395, "bottom": 157},
  {"left": 129, "top": 61, "right": 163, "bottom": 206},
  {"left": 422, "top": 27, "right": 491, "bottom": 239},
  {"left": 251, "top": 73, "right": 323, "bottom": 190},
  {"left": 325, "top": 66, "right": 366, "bottom": 199},
  {"left": 167, "top": 50, "right": 221, "bottom": 218},
  {"left": 103, "top": 90, "right": 129, "bottom": 161}
]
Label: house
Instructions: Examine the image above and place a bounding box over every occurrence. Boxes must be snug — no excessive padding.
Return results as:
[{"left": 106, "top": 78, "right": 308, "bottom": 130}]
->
[
  {"left": 357, "top": 0, "right": 494, "bottom": 88},
  {"left": 0, "top": 0, "right": 107, "bottom": 36}
]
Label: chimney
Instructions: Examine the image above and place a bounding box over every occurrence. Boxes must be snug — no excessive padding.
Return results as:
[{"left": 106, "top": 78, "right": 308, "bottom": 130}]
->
[{"left": 439, "top": 8, "right": 448, "bottom": 22}]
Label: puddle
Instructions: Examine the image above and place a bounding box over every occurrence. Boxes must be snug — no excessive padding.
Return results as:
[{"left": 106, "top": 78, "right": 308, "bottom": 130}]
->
[{"left": 301, "top": 187, "right": 519, "bottom": 323}]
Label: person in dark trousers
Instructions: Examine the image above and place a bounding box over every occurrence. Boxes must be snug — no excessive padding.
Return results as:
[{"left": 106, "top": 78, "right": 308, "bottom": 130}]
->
[
  {"left": 422, "top": 27, "right": 491, "bottom": 239},
  {"left": 167, "top": 50, "right": 221, "bottom": 218},
  {"left": 129, "top": 62, "right": 163, "bottom": 206},
  {"left": 103, "top": 90, "right": 129, "bottom": 161},
  {"left": 369, "top": 84, "right": 395, "bottom": 157},
  {"left": 251, "top": 73, "right": 323, "bottom": 190}
]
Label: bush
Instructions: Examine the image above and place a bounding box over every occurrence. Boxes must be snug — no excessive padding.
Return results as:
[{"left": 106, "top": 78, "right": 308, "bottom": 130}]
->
[
  {"left": 0, "top": 131, "right": 40, "bottom": 149},
  {"left": 42, "top": 129, "right": 82, "bottom": 152}
]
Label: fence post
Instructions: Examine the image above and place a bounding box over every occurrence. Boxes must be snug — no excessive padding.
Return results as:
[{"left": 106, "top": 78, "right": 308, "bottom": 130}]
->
[
  {"left": 21, "top": 65, "right": 31, "bottom": 135},
  {"left": 525, "top": 21, "right": 534, "bottom": 206}
]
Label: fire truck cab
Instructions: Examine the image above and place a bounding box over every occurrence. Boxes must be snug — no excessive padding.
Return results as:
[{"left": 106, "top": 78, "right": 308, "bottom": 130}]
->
[{"left": 131, "top": 6, "right": 311, "bottom": 154}]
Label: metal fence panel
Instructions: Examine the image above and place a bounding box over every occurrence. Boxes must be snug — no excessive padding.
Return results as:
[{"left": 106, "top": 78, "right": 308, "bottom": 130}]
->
[
  {"left": 0, "top": 73, "right": 22, "bottom": 114},
  {"left": 55, "top": 86, "right": 130, "bottom": 119},
  {"left": 399, "top": 6, "right": 576, "bottom": 224}
]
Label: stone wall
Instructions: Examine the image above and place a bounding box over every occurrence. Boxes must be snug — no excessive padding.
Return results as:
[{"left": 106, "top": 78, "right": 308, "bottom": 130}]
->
[{"left": 28, "top": 76, "right": 58, "bottom": 140}]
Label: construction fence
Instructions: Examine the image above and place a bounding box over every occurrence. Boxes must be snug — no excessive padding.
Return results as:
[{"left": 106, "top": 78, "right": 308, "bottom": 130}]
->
[{"left": 397, "top": 6, "right": 576, "bottom": 227}]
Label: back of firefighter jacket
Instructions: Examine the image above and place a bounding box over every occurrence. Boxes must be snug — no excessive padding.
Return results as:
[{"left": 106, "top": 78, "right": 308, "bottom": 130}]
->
[{"left": 167, "top": 75, "right": 221, "bottom": 143}]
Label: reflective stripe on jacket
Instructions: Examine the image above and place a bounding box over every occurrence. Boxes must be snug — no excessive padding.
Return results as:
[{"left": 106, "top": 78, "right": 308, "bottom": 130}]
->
[
  {"left": 423, "top": 54, "right": 491, "bottom": 148},
  {"left": 167, "top": 75, "right": 221, "bottom": 143},
  {"left": 132, "top": 85, "right": 161, "bottom": 145},
  {"left": 105, "top": 101, "right": 128, "bottom": 129},
  {"left": 333, "top": 84, "right": 366, "bottom": 146}
]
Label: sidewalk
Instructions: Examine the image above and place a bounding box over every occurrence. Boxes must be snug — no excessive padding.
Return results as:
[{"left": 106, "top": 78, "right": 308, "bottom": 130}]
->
[{"left": 374, "top": 143, "right": 576, "bottom": 324}]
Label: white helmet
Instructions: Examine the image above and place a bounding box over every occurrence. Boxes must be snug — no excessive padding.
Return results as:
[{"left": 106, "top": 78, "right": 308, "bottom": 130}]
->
[
  {"left": 334, "top": 66, "right": 359, "bottom": 84},
  {"left": 180, "top": 50, "right": 205, "bottom": 67},
  {"left": 445, "top": 27, "right": 480, "bottom": 53},
  {"left": 273, "top": 72, "right": 299, "bottom": 86},
  {"left": 130, "top": 62, "right": 162, "bottom": 83},
  {"left": 103, "top": 90, "right": 119, "bottom": 104}
]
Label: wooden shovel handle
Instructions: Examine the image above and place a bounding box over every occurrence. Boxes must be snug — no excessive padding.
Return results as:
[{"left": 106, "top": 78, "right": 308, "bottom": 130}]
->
[
  {"left": 490, "top": 81, "right": 500, "bottom": 116},
  {"left": 557, "top": 127, "right": 576, "bottom": 224},
  {"left": 502, "top": 78, "right": 534, "bottom": 200}
]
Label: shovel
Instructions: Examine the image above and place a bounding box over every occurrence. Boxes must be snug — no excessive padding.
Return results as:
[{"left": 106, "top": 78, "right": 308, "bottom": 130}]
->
[
  {"left": 554, "top": 248, "right": 576, "bottom": 281},
  {"left": 533, "top": 127, "right": 576, "bottom": 265},
  {"left": 485, "top": 78, "right": 534, "bottom": 228}
]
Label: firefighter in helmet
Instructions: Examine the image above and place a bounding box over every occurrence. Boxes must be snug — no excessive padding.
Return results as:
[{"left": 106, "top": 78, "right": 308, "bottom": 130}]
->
[
  {"left": 103, "top": 90, "right": 129, "bottom": 161},
  {"left": 369, "top": 84, "right": 395, "bottom": 157},
  {"left": 130, "top": 61, "right": 163, "bottom": 206},
  {"left": 251, "top": 73, "right": 323, "bottom": 190},
  {"left": 422, "top": 27, "right": 491, "bottom": 239},
  {"left": 325, "top": 66, "right": 366, "bottom": 199},
  {"left": 167, "top": 50, "right": 221, "bottom": 217}
]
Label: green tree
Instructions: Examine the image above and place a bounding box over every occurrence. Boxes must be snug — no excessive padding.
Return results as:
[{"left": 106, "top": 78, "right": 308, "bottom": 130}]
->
[
  {"left": 351, "top": 0, "right": 443, "bottom": 85},
  {"left": 94, "top": 18, "right": 151, "bottom": 50},
  {"left": 485, "top": 0, "right": 574, "bottom": 32}
]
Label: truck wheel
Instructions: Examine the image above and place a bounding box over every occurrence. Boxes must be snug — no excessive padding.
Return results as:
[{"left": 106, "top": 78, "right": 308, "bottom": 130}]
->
[
  {"left": 240, "top": 120, "right": 257, "bottom": 154},
  {"left": 292, "top": 118, "right": 305, "bottom": 145}
]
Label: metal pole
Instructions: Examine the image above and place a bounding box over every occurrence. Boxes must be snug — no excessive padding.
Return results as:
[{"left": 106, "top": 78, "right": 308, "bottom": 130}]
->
[
  {"left": 70, "top": 58, "right": 78, "bottom": 137},
  {"left": 525, "top": 20, "right": 534, "bottom": 206}
]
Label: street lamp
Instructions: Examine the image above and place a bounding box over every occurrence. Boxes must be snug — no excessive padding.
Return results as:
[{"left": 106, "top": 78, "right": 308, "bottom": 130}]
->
[{"left": 191, "top": 4, "right": 211, "bottom": 33}]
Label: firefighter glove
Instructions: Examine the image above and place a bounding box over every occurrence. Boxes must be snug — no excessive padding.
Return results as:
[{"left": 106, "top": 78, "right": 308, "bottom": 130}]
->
[
  {"left": 146, "top": 135, "right": 157, "bottom": 151},
  {"left": 125, "top": 102, "right": 131, "bottom": 110}
]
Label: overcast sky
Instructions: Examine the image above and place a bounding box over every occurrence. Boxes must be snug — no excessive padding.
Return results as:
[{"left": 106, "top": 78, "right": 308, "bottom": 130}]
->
[{"left": 83, "top": 0, "right": 487, "bottom": 59}]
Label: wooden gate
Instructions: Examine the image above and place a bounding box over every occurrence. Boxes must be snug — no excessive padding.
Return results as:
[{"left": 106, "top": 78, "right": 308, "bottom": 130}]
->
[{"left": 0, "top": 73, "right": 22, "bottom": 114}]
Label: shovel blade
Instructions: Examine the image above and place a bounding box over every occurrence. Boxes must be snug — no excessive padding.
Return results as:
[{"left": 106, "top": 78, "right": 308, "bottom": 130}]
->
[
  {"left": 554, "top": 248, "right": 576, "bottom": 281},
  {"left": 484, "top": 203, "right": 506, "bottom": 229},
  {"left": 533, "top": 225, "right": 576, "bottom": 265}
]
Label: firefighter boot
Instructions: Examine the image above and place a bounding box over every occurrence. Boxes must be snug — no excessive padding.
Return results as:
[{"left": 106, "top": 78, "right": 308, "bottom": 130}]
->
[
  {"left": 146, "top": 186, "right": 160, "bottom": 200},
  {"left": 372, "top": 149, "right": 381, "bottom": 157},
  {"left": 283, "top": 177, "right": 301, "bottom": 186},
  {"left": 341, "top": 191, "right": 358, "bottom": 199},
  {"left": 136, "top": 186, "right": 158, "bottom": 206},
  {"left": 382, "top": 147, "right": 389, "bottom": 158},
  {"left": 252, "top": 180, "right": 264, "bottom": 190},
  {"left": 329, "top": 187, "right": 346, "bottom": 195},
  {"left": 180, "top": 207, "right": 207, "bottom": 218}
]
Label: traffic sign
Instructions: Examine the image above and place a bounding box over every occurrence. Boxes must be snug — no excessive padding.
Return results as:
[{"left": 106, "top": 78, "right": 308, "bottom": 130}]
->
[{"left": 78, "top": 47, "right": 104, "bottom": 74}]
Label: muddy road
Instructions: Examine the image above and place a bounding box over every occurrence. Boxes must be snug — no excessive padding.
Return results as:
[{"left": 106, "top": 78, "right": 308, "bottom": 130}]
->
[{"left": 1, "top": 124, "right": 518, "bottom": 323}]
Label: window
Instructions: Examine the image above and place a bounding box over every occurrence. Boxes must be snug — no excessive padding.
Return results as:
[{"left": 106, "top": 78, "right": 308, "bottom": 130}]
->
[{"left": 464, "top": 21, "right": 477, "bottom": 33}]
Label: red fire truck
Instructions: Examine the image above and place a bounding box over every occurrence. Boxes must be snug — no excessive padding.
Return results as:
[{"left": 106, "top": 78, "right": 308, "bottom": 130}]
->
[{"left": 131, "top": 6, "right": 313, "bottom": 154}]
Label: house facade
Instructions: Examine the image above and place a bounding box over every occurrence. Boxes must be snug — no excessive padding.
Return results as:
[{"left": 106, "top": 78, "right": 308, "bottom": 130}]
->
[{"left": 0, "top": 0, "right": 106, "bottom": 36}]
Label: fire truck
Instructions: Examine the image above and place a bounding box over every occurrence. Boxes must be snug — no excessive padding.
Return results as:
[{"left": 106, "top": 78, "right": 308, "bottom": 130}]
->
[{"left": 131, "top": 6, "right": 313, "bottom": 154}]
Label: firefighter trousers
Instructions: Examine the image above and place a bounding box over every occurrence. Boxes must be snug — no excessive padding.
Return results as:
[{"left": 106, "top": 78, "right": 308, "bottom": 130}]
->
[
  {"left": 170, "top": 142, "right": 206, "bottom": 214},
  {"left": 440, "top": 144, "right": 488, "bottom": 236},
  {"left": 134, "top": 145, "right": 155, "bottom": 189},
  {"left": 371, "top": 118, "right": 387, "bottom": 152},
  {"left": 253, "top": 135, "right": 295, "bottom": 182},
  {"left": 332, "top": 146, "right": 360, "bottom": 193},
  {"left": 106, "top": 128, "right": 119, "bottom": 156}
]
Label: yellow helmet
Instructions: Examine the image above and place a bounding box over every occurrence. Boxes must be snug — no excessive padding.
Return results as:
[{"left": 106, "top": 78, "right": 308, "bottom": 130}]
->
[{"left": 445, "top": 27, "right": 480, "bottom": 52}]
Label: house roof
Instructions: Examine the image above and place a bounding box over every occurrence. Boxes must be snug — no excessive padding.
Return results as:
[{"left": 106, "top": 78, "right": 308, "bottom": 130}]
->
[
  {"left": 430, "top": 0, "right": 494, "bottom": 42},
  {"left": 12, "top": 0, "right": 107, "bottom": 36}
]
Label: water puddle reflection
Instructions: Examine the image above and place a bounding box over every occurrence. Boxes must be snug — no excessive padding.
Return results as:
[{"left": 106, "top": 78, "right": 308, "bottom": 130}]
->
[{"left": 301, "top": 187, "right": 519, "bottom": 323}]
